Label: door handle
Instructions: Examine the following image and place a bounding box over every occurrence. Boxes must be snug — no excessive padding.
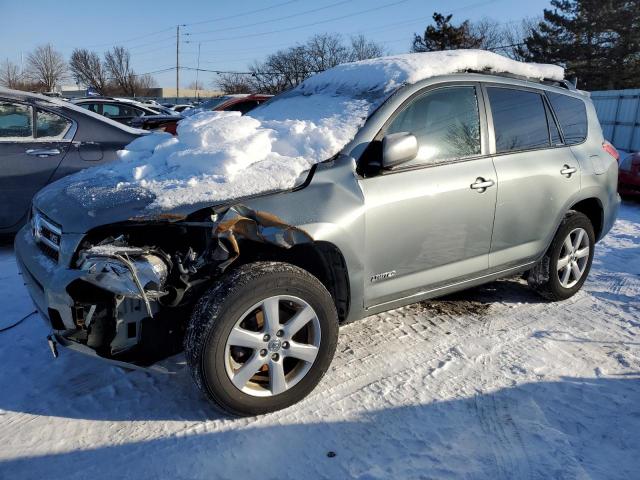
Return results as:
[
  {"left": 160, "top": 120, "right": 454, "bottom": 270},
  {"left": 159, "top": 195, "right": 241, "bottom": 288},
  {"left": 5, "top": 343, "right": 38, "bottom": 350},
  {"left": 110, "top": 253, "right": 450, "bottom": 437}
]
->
[
  {"left": 560, "top": 165, "right": 577, "bottom": 177},
  {"left": 26, "top": 148, "right": 61, "bottom": 157},
  {"left": 470, "top": 177, "right": 495, "bottom": 193}
]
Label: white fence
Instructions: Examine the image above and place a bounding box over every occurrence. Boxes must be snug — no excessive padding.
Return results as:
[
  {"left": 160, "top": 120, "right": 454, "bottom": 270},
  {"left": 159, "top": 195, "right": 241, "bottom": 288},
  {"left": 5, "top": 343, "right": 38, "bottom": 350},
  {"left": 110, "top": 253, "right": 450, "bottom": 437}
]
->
[{"left": 591, "top": 89, "right": 640, "bottom": 152}]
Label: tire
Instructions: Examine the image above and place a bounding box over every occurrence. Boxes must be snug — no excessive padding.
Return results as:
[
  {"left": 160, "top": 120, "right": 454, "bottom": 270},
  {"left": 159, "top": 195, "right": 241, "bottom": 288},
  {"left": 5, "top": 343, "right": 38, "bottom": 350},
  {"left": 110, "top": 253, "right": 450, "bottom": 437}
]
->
[
  {"left": 527, "top": 211, "right": 595, "bottom": 301},
  {"left": 185, "top": 261, "right": 339, "bottom": 416}
]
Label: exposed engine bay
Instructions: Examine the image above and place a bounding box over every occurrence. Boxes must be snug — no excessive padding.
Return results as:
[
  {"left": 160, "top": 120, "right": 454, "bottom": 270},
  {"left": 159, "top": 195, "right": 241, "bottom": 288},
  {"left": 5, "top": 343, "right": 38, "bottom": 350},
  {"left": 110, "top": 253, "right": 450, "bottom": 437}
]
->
[{"left": 62, "top": 205, "right": 314, "bottom": 366}]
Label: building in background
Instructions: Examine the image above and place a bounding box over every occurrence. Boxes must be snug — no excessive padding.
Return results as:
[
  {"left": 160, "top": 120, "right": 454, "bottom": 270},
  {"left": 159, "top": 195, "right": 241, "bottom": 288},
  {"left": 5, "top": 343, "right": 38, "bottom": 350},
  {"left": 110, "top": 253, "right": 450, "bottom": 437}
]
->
[{"left": 592, "top": 89, "right": 640, "bottom": 153}]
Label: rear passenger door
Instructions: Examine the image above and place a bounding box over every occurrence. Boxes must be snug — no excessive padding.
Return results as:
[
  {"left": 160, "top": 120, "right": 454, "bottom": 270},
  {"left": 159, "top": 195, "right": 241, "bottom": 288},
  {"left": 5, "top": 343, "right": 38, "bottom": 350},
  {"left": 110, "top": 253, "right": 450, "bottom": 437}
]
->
[
  {"left": 0, "top": 102, "right": 73, "bottom": 229},
  {"left": 484, "top": 85, "right": 580, "bottom": 269}
]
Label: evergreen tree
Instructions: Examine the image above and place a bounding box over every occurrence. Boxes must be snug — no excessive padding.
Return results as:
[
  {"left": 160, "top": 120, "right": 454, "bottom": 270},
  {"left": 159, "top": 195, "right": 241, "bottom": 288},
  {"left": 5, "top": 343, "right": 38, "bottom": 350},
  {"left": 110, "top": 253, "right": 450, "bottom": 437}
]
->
[
  {"left": 520, "top": 0, "right": 640, "bottom": 90},
  {"left": 412, "top": 13, "right": 483, "bottom": 52}
]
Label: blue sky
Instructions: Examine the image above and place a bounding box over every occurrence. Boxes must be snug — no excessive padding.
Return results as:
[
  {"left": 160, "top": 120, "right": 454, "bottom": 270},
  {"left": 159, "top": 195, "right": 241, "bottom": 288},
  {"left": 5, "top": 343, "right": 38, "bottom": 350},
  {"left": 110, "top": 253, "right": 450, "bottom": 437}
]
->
[{"left": 1, "top": 0, "right": 552, "bottom": 89}]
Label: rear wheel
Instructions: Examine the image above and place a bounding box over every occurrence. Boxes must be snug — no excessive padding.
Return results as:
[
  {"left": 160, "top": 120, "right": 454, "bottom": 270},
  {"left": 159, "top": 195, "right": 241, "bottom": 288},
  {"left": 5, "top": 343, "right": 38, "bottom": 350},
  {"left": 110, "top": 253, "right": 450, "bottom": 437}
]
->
[
  {"left": 185, "top": 261, "right": 339, "bottom": 416},
  {"left": 527, "top": 211, "right": 595, "bottom": 301}
]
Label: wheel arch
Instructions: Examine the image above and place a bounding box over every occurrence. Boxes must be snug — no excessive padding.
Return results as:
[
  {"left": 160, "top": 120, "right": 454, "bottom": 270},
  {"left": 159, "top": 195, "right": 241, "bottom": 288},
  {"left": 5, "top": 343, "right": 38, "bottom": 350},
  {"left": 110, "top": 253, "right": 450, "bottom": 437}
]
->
[
  {"left": 569, "top": 197, "right": 604, "bottom": 240},
  {"left": 230, "top": 239, "right": 351, "bottom": 322}
]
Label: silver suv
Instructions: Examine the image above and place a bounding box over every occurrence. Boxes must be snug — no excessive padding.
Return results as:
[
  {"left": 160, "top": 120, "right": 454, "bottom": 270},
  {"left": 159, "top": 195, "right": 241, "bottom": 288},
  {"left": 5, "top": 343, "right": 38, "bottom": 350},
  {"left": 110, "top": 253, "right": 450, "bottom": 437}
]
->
[{"left": 15, "top": 69, "right": 619, "bottom": 416}]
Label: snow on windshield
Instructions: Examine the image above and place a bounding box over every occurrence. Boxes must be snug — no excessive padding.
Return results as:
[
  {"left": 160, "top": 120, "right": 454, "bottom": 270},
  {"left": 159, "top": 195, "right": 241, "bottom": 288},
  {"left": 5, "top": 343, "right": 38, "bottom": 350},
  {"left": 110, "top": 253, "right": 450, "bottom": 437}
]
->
[{"left": 77, "top": 50, "right": 564, "bottom": 210}]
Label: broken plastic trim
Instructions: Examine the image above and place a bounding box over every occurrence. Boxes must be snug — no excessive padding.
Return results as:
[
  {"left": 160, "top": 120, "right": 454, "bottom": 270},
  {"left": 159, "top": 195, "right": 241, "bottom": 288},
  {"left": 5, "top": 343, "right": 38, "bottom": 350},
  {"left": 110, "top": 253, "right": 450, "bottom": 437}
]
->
[{"left": 212, "top": 205, "right": 314, "bottom": 270}]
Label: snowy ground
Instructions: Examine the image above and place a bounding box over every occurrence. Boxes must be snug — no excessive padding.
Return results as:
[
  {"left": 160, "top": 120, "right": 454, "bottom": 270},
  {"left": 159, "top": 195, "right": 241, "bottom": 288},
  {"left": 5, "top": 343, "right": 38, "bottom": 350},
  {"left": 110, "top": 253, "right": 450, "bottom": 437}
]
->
[{"left": 0, "top": 201, "right": 639, "bottom": 480}]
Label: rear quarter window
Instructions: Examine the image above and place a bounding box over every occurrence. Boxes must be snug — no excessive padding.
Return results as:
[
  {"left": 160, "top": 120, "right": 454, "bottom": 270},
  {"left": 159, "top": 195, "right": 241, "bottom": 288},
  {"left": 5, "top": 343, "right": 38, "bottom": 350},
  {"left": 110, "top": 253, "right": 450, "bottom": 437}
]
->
[{"left": 546, "top": 92, "right": 588, "bottom": 145}]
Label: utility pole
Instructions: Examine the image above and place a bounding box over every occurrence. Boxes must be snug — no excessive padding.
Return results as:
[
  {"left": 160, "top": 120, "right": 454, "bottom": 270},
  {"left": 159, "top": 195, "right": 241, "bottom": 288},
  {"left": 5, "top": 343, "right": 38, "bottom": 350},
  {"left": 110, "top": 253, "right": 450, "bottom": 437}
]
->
[
  {"left": 195, "top": 42, "right": 201, "bottom": 101},
  {"left": 176, "top": 25, "right": 180, "bottom": 102}
]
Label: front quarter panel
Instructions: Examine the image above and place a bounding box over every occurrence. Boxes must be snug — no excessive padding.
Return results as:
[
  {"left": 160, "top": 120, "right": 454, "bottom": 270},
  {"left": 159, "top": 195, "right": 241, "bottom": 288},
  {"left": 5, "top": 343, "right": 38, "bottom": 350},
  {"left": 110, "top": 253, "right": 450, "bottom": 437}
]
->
[{"left": 241, "top": 155, "right": 368, "bottom": 320}]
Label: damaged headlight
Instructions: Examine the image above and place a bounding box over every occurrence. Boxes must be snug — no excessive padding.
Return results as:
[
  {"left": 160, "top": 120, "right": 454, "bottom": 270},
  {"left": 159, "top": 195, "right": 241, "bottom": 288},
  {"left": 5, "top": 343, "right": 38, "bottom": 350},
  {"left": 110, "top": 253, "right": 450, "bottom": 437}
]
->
[{"left": 77, "top": 244, "right": 170, "bottom": 316}]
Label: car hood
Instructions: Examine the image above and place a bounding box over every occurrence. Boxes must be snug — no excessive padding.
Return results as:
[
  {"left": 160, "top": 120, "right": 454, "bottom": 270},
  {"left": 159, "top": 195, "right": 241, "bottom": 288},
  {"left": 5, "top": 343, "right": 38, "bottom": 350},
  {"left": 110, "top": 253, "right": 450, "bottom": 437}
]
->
[{"left": 33, "top": 172, "right": 252, "bottom": 233}]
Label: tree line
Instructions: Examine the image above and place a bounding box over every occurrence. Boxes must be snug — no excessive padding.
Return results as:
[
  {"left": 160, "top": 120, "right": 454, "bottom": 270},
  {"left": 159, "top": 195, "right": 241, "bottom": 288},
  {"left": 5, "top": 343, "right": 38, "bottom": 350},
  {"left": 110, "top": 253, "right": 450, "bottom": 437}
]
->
[{"left": 0, "top": 44, "right": 157, "bottom": 96}]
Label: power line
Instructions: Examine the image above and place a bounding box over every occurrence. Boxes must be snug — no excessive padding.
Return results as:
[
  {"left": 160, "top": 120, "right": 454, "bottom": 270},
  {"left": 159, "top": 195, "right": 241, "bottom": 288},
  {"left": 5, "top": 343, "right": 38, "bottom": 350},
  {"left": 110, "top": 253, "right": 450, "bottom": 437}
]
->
[
  {"left": 83, "top": 27, "right": 175, "bottom": 49},
  {"left": 187, "top": 0, "right": 411, "bottom": 44},
  {"left": 185, "top": 0, "right": 353, "bottom": 37},
  {"left": 182, "top": 0, "right": 301, "bottom": 27}
]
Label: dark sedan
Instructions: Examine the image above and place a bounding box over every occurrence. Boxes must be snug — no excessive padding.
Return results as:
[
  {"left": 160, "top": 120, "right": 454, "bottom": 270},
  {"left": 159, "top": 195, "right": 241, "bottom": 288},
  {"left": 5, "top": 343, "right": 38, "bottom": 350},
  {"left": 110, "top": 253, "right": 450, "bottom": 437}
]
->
[{"left": 0, "top": 88, "right": 144, "bottom": 234}]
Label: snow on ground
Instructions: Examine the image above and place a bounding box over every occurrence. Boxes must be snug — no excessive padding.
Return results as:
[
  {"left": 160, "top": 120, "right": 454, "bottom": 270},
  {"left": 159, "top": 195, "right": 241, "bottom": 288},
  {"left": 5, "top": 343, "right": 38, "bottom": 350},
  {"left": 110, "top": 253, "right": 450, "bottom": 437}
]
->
[
  {"left": 0, "top": 201, "right": 638, "bottom": 480},
  {"left": 63, "top": 50, "right": 564, "bottom": 211}
]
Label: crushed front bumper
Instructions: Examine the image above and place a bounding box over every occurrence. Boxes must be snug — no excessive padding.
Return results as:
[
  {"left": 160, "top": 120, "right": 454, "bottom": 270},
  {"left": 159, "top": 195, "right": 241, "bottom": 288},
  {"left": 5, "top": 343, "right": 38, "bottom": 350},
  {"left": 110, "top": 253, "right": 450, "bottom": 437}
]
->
[{"left": 14, "top": 225, "right": 86, "bottom": 330}]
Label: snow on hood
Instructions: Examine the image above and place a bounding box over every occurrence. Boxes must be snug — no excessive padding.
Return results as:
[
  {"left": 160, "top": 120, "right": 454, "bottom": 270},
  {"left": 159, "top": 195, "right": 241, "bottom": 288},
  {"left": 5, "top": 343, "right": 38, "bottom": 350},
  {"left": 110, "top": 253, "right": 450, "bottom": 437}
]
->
[{"left": 63, "top": 50, "right": 564, "bottom": 211}]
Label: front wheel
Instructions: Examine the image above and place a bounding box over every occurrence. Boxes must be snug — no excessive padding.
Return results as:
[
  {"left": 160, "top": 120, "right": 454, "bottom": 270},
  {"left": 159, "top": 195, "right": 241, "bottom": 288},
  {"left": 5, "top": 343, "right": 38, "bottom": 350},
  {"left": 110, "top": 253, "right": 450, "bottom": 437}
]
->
[
  {"left": 527, "top": 211, "right": 595, "bottom": 301},
  {"left": 185, "top": 262, "right": 339, "bottom": 416}
]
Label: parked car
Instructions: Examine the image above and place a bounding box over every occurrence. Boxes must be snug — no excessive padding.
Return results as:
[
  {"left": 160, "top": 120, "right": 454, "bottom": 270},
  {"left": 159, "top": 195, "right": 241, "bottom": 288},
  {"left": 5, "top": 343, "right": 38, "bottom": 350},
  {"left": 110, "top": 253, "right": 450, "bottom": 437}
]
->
[
  {"left": 131, "top": 94, "right": 272, "bottom": 134},
  {"left": 72, "top": 98, "right": 171, "bottom": 126},
  {"left": 211, "top": 94, "right": 273, "bottom": 114},
  {"left": 15, "top": 54, "right": 620, "bottom": 416},
  {"left": 0, "top": 88, "right": 144, "bottom": 235},
  {"left": 618, "top": 151, "right": 640, "bottom": 196},
  {"left": 172, "top": 104, "right": 193, "bottom": 113}
]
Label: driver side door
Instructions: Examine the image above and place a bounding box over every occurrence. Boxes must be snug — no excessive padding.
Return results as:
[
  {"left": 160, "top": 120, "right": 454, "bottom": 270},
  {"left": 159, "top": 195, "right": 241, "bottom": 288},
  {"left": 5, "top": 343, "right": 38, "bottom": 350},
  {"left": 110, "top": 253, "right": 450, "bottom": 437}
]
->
[{"left": 359, "top": 84, "right": 498, "bottom": 309}]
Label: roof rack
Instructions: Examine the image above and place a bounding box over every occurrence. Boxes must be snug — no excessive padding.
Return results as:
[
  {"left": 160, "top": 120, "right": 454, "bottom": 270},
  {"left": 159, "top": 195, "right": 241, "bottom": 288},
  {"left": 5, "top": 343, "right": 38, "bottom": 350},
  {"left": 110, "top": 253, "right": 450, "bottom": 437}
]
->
[{"left": 464, "top": 70, "right": 575, "bottom": 90}]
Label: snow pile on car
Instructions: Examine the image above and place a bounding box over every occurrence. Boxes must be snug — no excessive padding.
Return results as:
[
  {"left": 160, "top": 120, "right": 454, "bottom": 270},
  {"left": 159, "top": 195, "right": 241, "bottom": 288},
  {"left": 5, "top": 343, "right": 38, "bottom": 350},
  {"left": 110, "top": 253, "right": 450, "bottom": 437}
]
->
[{"left": 90, "top": 50, "right": 564, "bottom": 209}]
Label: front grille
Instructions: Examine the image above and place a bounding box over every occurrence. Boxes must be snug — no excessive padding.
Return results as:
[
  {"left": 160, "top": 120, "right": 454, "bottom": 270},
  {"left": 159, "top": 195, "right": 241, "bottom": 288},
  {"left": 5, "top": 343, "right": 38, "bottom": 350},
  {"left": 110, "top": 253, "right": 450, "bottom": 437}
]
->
[{"left": 32, "top": 211, "right": 62, "bottom": 263}]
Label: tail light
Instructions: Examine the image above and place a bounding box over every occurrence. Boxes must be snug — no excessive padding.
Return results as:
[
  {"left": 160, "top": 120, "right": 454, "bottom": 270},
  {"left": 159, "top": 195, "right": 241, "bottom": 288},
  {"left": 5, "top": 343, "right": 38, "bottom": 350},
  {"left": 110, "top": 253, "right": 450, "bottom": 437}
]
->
[{"left": 602, "top": 141, "right": 620, "bottom": 162}]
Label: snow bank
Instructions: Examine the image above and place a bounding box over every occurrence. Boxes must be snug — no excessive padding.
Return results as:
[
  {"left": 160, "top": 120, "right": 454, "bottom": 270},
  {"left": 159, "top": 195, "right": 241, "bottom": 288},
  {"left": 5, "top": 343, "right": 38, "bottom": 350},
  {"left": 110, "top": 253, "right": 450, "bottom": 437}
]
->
[{"left": 84, "top": 50, "right": 563, "bottom": 210}]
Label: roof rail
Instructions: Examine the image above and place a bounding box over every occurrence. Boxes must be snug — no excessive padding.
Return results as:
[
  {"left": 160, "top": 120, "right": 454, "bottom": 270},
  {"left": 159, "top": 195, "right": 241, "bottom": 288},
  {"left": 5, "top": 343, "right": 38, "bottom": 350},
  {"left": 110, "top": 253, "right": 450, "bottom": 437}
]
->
[{"left": 464, "top": 70, "right": 575, "bottom": 90}]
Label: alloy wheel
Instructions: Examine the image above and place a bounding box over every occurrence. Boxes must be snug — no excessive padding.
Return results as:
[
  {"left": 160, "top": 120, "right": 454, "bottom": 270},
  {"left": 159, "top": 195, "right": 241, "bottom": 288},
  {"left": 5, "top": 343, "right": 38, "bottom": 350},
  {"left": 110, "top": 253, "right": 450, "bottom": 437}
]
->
[
  {"left": 224, "top": 295, "right": 321, "bottom": 397},
  {"left": 557, "top": 227, "right": 590, "bottom": 289}
]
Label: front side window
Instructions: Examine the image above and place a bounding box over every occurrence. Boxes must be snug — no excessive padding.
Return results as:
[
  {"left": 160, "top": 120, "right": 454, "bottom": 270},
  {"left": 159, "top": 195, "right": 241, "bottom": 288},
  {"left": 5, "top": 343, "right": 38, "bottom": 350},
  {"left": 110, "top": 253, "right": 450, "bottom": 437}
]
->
[
  {"left": 36, "top": 110, "right": 72, "bottom": 139},
  {"left": 547, "top": 92, "right": 588, "bottom": 145},
  {"left": 385, "top": 86, "right": 481, "bottom": 166},
  {"left": 0, "top": 102, "right": 32, "bottom": 139},
  {"left": 487, "top": 87, "right": 550, "bottom": 153}
]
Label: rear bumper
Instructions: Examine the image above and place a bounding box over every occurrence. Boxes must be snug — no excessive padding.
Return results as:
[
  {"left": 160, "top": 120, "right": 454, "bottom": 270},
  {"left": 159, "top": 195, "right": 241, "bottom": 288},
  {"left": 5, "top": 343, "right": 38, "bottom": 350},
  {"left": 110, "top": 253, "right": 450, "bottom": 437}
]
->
[{"left": 601, "top": 192, "right": 621, "bottom": 240}]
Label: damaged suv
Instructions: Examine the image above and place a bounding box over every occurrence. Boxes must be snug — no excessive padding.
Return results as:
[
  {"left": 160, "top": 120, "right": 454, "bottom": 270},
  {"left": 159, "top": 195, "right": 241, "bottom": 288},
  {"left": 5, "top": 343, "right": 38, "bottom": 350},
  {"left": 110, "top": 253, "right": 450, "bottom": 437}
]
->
[{"left": 15, "top": 51, "right": 620, "bottom": 415}]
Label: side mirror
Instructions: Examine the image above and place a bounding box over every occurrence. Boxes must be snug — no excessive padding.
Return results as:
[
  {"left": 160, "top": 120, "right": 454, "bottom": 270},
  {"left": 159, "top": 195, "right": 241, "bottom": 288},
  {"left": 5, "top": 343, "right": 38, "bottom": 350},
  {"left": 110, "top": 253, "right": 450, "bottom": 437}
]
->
[{"left": 382, "top": 132, "right": 418, "bottom": 169}]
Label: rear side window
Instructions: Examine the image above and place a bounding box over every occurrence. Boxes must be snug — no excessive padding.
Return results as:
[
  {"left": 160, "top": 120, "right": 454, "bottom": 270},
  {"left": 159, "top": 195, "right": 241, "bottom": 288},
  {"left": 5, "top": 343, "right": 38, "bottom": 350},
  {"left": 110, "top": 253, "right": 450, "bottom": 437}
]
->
[
  {"left": 36, "top": 110, "right": 72, "bottom": 139},
  {"left": 385, "top": 86, "right": 481, "bottom": 166},
  {"left": 547, "top": 92, "right": 588, "bottom": 144},
  {"left": 0, "top": 102, "right": 32, "bottom": 139},
  {"left": 487, "top": 87, "right": 549, "bottom": 153}
]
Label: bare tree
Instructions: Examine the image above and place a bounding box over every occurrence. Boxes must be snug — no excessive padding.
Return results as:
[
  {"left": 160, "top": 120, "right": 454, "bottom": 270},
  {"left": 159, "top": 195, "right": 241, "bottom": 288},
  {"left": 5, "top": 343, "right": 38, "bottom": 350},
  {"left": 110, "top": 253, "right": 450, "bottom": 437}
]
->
[
  {"left": 26, "top": 44, "right": 66, "bottom": 92},
  {"left": 247, "top": 33, "right": 385, "bottom": 94},
  {"left": 187, "top": 80, "right": 205, "bottom": 90},
  {"left": 305, "top": 33, "right": 349, "bottom": 72},
  {"left": 470, "top": 18, "right": 507, "bottom": 51},
  {"left": 503, "top": 17, "right": 541, "bottom": 60},
  {"left": 216, "top": 73, "right": 253, "bottom": 94},
  {"left": 349, "top": 35, "right": 386, "bottom": 61},
  {"left": 133, "top": 73, "right": 157, "bottom": 96},
  {"left": 104, "top": 46, "right": 136, "bottom": 95},
  {"left": 69, "top": 49, "right": 108, "bottom": 93},
  {"left": 0, "top": 59, "right": 22, "bottom": 89}
]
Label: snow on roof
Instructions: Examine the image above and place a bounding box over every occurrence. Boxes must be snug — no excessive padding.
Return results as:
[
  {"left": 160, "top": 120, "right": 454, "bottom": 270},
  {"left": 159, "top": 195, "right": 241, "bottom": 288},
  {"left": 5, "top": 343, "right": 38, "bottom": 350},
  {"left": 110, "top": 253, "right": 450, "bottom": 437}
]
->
[
  {"left": 69, "top": 50, "right": 563, "bottom": 210},
  {"left": 298, "top": 49, "right": 564, "bottom": 96}
]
